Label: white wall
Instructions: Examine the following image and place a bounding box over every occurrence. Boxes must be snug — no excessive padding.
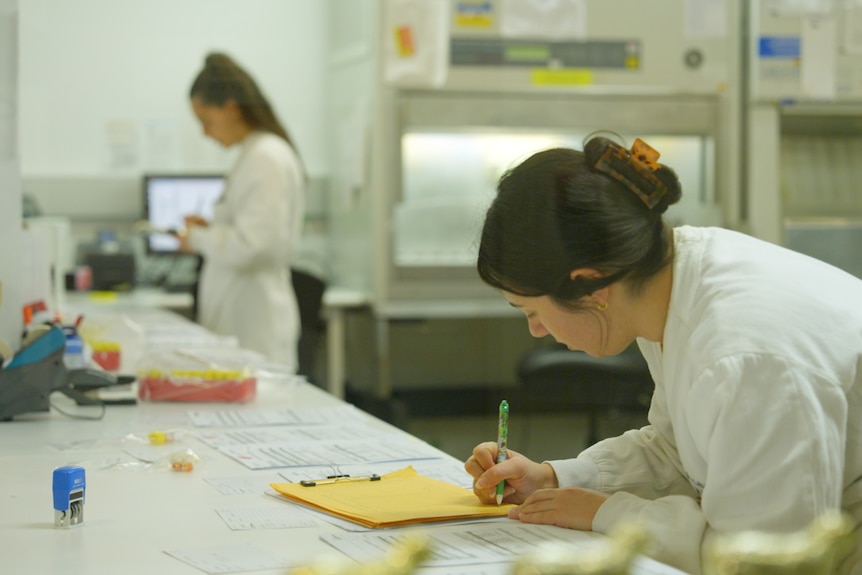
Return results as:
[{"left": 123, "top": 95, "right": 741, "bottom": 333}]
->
[
  {"left": 18, "top": 0, "right": 328, "bottom": 177},
  {"left": 0, "top": 0, "right": 19, "bottom": 218},
  {"left": 1, "top": 0, "right": 22, "bottom": 346},
  {"left": 1, "top": 0, "right": 53, "bottom": 349}
]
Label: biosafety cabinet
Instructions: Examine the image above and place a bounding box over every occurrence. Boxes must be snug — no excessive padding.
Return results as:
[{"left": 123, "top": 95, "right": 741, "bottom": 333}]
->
[
  {"left": 324, "top": 0, "right": 743, "bottom": 393},
  {"left": 747, "top": 0, "right": 862, "bottom": 278}
]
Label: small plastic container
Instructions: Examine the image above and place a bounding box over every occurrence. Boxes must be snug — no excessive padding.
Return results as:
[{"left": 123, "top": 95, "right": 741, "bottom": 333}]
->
[
  {"left": 135, "top": 347, "right": 264, "bottom": 403},
  {"left": 137, "top": 368, "right": 256, "bottom": 403},
  {"left": 90, "top": 342, "right": 121, "bottom": 371},
  {"left": 62, "top": 327, "right": 87, "bottom": 370}
]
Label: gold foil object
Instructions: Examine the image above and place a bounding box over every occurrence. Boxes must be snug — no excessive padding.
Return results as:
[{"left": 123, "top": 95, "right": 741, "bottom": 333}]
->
[
  {"left": 509, "top": 523, "right": 651, "bottom": 575},
  {"left": 288, "top": 534, "right": 431, "bottom": 575},
  {"left": 704, "top": 512, "right": 857, "bottom": 575}
]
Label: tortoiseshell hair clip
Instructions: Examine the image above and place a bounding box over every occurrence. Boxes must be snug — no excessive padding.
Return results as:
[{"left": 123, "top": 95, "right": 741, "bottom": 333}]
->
[{"left": 592, "top": 138, "right": 668, "bottom": 209}]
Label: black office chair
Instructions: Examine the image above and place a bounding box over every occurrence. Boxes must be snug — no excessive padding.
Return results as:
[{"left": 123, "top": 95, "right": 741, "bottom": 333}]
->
[
  {"left": 291, "top": 268, "right": 327, "bottom": 382},
  {"left": 517, "top": 342, "right": 654, "bottom": 447}
]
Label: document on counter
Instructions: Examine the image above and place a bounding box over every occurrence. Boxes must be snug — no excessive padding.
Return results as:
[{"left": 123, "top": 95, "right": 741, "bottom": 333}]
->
[
  {"left": 187, "top": 405, "right": 366, "bottom": 428},
  {"left": 164, "top": 543, "right": 293, "bottom": 574},
  {"left": 321, "top": 523, "right": 587, "bottom": 566},
  {"left": 195, "top": 422, "right": 393, "bottom": 448},
  {"left": 320, "top": 522, "right": 688, "bottom": 574},
  {"left": 204, "top": 474, "right": 286, "bottom": 496},
  {"left": 215, "top": 505, "right": 321, "bottom": 530},
  {"left": 270, "top": 466, "right": 513, "bottom": 529},
  {"left": 218, "top": 435, "right": 442, "bottom": 470}
]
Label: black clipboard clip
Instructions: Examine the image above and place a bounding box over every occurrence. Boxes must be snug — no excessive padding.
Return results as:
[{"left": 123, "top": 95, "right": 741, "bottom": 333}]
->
[{"left": 300, "top": 473, "right": 381, "bottom": 487}]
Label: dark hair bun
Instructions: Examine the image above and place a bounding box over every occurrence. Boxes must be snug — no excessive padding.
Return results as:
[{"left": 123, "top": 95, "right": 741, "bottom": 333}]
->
[
  {"left": 584, "top": 134, "right": 682, "bottom": 215},
  {"left": 653, "top": 165, "right": 682, "bottom": 214},
  {"left": 204, "top": 52, "right": 234, "bottom": 71},
  {"left": 583, "top": 135, "right": 615, "bottom": 165}
]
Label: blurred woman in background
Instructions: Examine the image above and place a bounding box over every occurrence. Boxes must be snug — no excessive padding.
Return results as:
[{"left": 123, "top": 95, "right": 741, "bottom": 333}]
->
[{"left": 180, "top": 52, "right": 305, "bottom": 370}]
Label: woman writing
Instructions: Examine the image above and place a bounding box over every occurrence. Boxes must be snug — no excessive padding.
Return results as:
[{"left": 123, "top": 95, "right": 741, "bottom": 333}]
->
[
  {"left": 465, "top": 135, "right": 862, "bottom": 574},
  {"left": 179, "top": 52, "right": 305, "bottom": 370}
]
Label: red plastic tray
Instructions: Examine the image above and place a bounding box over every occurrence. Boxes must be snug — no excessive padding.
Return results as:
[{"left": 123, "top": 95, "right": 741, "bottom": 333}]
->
[{"left": 138, "top": 375, "right": 256, "bottom": 403}]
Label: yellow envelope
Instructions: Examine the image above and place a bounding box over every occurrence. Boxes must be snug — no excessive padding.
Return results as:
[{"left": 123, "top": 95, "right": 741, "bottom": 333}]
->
[{"left": 270, "top": 466, "right": 514, "bottom": 528}]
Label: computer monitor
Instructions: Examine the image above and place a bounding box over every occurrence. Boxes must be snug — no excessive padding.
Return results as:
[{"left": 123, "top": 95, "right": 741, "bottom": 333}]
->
[{"left": 143, "top": 174, "right": 225, "bottom": 254}]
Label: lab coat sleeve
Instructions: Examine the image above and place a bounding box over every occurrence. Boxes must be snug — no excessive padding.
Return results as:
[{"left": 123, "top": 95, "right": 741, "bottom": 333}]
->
[
  {"left": 189, "top": 148, "right": 294, "bottom": 270},
  {"left": 585, "top": 354, "right": 846, "bottom": 575},
  {"left": 549, "top": 376, "right": 697, "bottom": 500}
]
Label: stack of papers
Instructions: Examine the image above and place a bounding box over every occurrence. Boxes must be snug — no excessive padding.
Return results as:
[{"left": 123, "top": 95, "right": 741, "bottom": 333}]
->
[{"left": 270, "top": 466, "right": 514, "bottom": 528}]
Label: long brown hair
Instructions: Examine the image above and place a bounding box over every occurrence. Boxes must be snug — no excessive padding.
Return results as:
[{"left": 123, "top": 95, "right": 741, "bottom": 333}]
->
[{"left": 190, "top": 52, "right": 301, "bottom": 160}]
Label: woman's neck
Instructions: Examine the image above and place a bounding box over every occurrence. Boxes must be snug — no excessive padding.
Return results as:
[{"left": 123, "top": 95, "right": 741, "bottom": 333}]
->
[{"left": 638, "top": 262, "right": 673, "bottom": 344}]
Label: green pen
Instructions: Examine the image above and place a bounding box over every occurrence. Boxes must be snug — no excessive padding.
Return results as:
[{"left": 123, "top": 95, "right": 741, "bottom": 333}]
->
[{"left": 495, "top": 399, "right": 509, "bottom": 505}]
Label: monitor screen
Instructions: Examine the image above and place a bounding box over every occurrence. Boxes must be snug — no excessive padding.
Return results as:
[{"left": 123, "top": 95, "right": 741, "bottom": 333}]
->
[{"left": 143, "top": 175, "right": 225, "bottom": 254}]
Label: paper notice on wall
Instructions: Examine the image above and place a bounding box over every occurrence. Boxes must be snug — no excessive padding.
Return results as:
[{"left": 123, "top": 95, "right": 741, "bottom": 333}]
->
[
  {"left": 500, "top": 0, "right": 587, "bottom": 39},
  {"left": 383, "top": 0, "right": 450, "bottom": 87},
  {"left": 144, "top": 118, "right": 180, "bottom": 172},
  {"left": 801, "top": 14, "right": 836, "bottom": 99},
  {"left": 106, "top": 119, "right": 139, "bottom": 171},
  {"left": 452, "top": 0, "right": 495, "bottom": 31},
  {"left": 685, "top": 0, "right": 727, "bottom": 38}
]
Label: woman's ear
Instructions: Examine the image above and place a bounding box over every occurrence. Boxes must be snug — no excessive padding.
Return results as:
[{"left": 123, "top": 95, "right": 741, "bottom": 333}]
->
[
  {"left": 568, "top": 268, "right": 604, "bottom": 282},
  {"left": 224, "top": 98, "right": 243, "bottom": 120},
  {"left": 569, "top": 268, "right": 609, "bottom": 308}
]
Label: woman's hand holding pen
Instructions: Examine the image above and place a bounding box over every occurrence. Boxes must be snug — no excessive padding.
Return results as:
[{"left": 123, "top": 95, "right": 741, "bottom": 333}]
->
[
  {"left": 465, "top": 441, "right": 608, "bottom": 530},
  {"left": 465, "top": 441, "right": 556, "bottom": 505}
]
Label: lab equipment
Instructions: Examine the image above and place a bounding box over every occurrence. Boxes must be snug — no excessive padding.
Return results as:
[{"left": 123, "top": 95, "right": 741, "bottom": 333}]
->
[
  {"left": 329, "top": 0, "right": 738, "bottom": 304},
  {"left": 747, "top": 2, "right": 862, "bottom": 253},
  {"left": 136, "top": 347, "right": 259, "bottom": 403},
  {"left": 138, "top": 368, "right": 256, "bottom": 403},
  {"left": 142, "top": 174, "right": 224, "bottom": 255},
  {"left": 61, "top": 322, "right": 86, "bottom": 369},
  {"left": 83, "top": 252, "right": 136, "bottom": 292},
  {"left": 0, "top": 325, "right": 67, "bottom": 421},
  {"left": 325, "top": 0, "right": 741, "bottom": 396},
  {"left": 89, "top": 341, "right": 120, "bottom": 371},
  {"left": 53, "top": 465, "right": 85, "bottom": 528}
]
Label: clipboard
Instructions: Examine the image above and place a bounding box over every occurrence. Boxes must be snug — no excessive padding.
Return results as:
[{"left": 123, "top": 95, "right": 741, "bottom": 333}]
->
[{"left": 270, "top": 466, "right": 514, "bottom": 528}]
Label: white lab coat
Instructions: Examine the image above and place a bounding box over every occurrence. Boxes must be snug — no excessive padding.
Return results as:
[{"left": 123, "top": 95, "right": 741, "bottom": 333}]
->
[
  {"left": 549, "top": 226, "right": 862, "bottom": 575},
  {"left": 187, "top": 131, "right": 305, "bottom": 370}
]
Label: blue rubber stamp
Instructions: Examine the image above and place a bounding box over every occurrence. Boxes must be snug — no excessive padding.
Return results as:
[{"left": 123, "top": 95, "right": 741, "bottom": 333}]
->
[{"left": 53, "top": 466, "right": 85, "bottom": 527}]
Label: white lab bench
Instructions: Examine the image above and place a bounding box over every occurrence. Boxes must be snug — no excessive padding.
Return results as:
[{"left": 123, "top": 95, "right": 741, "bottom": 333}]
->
[
  {"left": 0, "top": 317, "right": 426, "bottom": 575},
  {"left": 62, "top": 286, "right": 368, "bottom": 400},
  {"left": 0, "top": 306, "right": 684, "bottom": 575}
]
